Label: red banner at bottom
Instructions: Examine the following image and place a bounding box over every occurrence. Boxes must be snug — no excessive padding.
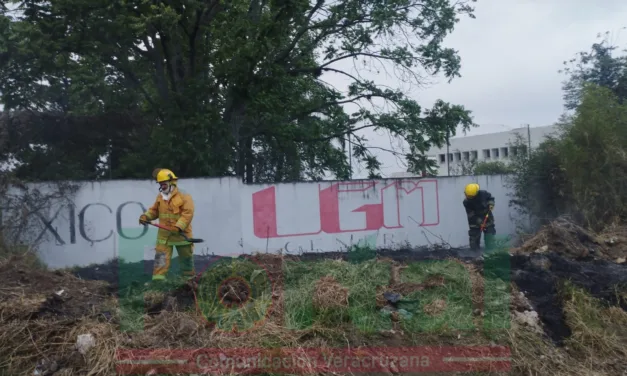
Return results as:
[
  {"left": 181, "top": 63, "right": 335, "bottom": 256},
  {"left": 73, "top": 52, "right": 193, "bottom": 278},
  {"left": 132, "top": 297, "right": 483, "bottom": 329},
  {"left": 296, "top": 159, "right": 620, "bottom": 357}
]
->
[{"left": 116, "top": 346, "right": 510, "bottom": 374}]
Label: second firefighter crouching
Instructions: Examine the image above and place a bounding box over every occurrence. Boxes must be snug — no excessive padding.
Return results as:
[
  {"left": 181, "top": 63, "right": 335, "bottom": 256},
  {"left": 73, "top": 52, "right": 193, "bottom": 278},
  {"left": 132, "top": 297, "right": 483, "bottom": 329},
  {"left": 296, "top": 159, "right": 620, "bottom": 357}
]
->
[{"left": 462, "top": 183, "right": 496, "bottom": 251}]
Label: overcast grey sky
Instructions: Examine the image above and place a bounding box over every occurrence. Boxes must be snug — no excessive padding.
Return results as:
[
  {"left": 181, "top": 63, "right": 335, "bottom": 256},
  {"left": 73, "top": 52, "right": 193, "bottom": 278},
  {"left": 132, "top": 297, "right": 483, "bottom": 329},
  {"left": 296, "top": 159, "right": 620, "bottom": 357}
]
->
[{"left": 333, "top": 0, "right": 627, "bottom": 178}]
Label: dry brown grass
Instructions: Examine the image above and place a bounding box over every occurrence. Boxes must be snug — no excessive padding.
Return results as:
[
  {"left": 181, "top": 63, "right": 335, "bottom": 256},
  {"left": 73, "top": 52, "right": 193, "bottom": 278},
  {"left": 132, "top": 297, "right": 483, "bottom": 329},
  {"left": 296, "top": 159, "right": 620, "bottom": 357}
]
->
[
  {"left": 507, "top": 319, "right": 591, "bottom": 376},
  {"left": 513, "top": 216, "right": 606, "bottom": 259},
  {"left": 0, "top": 308, "right": 343, "bottom": 375},
  {"left": 597, "top": 224, "right": 627, "bottom": 261},
  {"left": 513, "top": 217, "right": 627, "bottom": 263},
  {"left": 561, "top": 284, "right": 627, "bottom": 372},
  {"left": 311, "top": 275, "right": 349, "bottom": 310},
  {"left": 0, "top": 306, "right": 121, "bottom": 375},
  {"left": 423, "top": 298, "right": 447, "bottom": 316},
  {"left": 375, "top": 260, "right": 447, "bottom": 309},
  {"left": 507, "top": 283, "right": 627, "bottom": 376},
  {"left": 462, "top": 261, "right": 484, "bottom": 310}
]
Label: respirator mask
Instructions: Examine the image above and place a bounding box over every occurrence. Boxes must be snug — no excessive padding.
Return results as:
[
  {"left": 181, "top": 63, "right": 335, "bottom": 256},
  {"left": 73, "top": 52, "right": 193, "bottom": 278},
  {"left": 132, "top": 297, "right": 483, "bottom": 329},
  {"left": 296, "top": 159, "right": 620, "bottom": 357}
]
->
[{"left": 159, "top": 182, "right": 174, "bottom": 200}]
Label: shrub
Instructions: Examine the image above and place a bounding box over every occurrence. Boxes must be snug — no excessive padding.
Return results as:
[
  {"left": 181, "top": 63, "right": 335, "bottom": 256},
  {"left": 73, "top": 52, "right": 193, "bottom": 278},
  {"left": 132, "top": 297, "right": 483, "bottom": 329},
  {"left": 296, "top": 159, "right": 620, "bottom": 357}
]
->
[
  {"left": 473, "top": 160, "right": 514, "bottom": 175},
  {"left": 507, "top": 84, "right": 627, "bottom": 231},
  {"left": 449, "top": 159, "right": 513, "bottom": 176},
  {"left": 506, "top": 133, "right": 570, "bottom": 231},
  {"left": 559, "top": 84, "right": 627, "bottom": 228}
]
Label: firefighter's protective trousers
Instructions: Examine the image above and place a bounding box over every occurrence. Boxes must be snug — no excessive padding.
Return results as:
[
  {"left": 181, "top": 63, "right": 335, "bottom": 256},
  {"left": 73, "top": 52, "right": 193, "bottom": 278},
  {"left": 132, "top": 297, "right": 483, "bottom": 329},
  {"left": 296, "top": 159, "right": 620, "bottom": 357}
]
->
[
  {"left": 468, "top": 213, "right": 496, "bottom": 250},
  {"left": 153, "top": 243, "right": 195, "bottom": 280}
]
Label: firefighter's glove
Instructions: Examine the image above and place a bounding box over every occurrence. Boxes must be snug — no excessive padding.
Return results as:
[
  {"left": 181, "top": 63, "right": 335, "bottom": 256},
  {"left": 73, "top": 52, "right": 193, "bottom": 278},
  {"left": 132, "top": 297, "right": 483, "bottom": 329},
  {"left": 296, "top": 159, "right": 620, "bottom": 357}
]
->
[
  {"left": 489, "top": 204, "right": 494, "bottom": 211},
  {"left": 139, "top": 214, "right": 149, "bottom": 225},
  {"left": 476, "top": 217, "right": 484, "bottom": 226}
]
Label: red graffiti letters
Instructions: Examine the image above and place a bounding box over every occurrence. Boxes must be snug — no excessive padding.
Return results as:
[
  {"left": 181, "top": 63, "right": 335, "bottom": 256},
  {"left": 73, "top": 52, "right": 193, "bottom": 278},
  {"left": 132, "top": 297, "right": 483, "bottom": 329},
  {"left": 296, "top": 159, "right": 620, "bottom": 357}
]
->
[{"left": 252, "top": 180, "right": 440, "bottom": 239}]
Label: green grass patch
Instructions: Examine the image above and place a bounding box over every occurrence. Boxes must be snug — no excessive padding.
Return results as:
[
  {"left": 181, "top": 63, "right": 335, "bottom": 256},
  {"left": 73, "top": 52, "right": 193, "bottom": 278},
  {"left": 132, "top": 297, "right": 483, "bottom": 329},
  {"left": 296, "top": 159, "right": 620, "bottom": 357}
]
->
[
  {"left": 196, "top": 257, "right": 273, "bottom": 332},
  {"left": 284, "top": 258, "right": 390, "bottom": 333},
  {"left": 282, "top": 256, "right": 511, "bottom": 337},
  {"left": 400, "top": 259, "right": 475, "bottom": 334},
  {"left": 114, "top": 252, "right": 513, "bottom": 341}
]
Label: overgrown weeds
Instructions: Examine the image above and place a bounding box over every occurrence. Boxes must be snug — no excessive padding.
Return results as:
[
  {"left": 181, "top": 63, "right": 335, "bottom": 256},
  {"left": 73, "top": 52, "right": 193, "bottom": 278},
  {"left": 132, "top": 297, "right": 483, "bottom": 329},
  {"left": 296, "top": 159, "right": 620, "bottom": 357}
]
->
[
  {"left": 507, "top": 282, "right": 627, "bottom": 376},
  {"left": 561, "top": 282, "right": 627, "bottom": 363},
  {"left": 507, "top": 84, "right": 627, "bottom": 233}
]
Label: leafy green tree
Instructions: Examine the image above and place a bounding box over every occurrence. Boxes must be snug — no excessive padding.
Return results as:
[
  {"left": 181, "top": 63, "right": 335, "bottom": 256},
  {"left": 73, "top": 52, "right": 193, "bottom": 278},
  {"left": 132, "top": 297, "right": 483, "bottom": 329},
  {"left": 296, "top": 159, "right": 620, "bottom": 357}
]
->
[
  {"left": 449, "top": 158, "right": 513, "bottom": 176},
  {"left": 1, "top": 0, "right": 478, "bottom": 182},
  {"left": 559, "top": 84, "right": 627, "bottom": 227},
  {"left": 0, "top": 4, "right": 151, "bottom": 180},
  {"left": 506, "top": 32, "right": 627, "bottom": 231},
  {"left": 0, "top": 111, "right": 148, "bottom": 180},
  {"left": 560, "top": 32, "right": 627, "bottom": 110},
  {"left": 506, "top": 133, "right": 570, "bottom": 230},
  {"left": 473, "top": 161, "right": 513, "bottom": 175},
  {"left": 507, "top": 84, "right": 627, "bottom": 231}
]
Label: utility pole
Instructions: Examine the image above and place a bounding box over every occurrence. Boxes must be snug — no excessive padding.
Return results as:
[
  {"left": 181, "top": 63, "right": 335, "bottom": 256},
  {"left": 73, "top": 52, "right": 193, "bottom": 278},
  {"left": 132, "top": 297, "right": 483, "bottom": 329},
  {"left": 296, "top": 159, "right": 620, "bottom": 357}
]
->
[
  {"left": 527, "top": 124, "right": 531, "bottom": 157},
  {"left": 446, "top": 130, "right": 450, "bottom": 176},
  {"left": 348, "top": 133, "right": 352, "bottom": 180},
  {"left": 108, "top": 142, "right": 113, "bottom": 179}
]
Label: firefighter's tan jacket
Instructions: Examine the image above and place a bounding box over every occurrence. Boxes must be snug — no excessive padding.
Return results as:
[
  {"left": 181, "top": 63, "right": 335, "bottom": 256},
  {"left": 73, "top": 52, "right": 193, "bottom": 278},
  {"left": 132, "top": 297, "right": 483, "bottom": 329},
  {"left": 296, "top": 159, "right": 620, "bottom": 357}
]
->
[{"left": 143, "top": 187, "right": 194, "bottom": 246}]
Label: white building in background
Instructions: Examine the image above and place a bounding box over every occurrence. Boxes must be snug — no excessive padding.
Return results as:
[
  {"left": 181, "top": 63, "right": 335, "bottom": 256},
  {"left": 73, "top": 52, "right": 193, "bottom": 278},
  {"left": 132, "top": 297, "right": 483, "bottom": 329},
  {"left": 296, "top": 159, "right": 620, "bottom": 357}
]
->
[{"left": 426, "top": 125, "right": 559, "bottom": 176}]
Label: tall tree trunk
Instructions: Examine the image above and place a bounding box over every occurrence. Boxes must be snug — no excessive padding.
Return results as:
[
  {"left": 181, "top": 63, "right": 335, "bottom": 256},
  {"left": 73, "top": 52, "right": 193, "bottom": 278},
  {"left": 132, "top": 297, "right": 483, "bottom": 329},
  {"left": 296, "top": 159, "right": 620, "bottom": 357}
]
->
[{"left": 223, "top": 93, "right": 247, "bottom": 180}]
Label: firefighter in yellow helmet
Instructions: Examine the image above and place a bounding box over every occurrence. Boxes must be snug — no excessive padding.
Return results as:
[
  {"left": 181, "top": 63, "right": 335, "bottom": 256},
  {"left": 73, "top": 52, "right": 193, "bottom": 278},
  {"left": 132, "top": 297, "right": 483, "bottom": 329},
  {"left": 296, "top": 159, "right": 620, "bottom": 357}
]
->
[
  {"left": 463, "top": 183, "right": 495, "bottom": 250},
  {"left": 139, "top": 168, "right": 195, "bottom": 280}
]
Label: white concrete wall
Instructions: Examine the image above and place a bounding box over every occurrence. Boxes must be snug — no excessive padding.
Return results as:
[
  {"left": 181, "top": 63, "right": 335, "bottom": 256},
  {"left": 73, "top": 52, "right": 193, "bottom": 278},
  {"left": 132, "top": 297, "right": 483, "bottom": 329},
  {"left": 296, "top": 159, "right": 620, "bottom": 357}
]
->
[{"left": 4, "top": 175, "right": 519, "bottom": 268}]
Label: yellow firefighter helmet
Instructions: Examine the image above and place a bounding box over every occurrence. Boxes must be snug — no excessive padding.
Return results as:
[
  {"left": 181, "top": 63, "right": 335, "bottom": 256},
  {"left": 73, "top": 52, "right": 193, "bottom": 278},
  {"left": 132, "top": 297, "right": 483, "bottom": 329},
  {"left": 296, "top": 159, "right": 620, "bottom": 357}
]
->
[
  {"left": 155, "top": 168, "right": 178, "bottom": 183},
  {"left": 464, "top": 183, "right": 480, "bottom": 198}
]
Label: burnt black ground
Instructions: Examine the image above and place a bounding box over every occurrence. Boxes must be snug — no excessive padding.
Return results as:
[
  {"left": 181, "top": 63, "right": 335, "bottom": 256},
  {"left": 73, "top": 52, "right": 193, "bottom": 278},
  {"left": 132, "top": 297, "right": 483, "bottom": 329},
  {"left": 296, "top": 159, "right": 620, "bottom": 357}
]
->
[
  {"left": 71, "top": 247, "right": 481, "bottom": 288},
  {"left": 70, "top": 247, "right": 626, "bottom": 346},
  {"left": 504, "top": 252, "right": 626, "bottom": 344},
  {"left": 508, "top": 254, "right": 572, "bottom": 344},
  {"left": 545, "top": 253, "right": 627, "bottom": 309},
  {"left": 72, "top": 255, "right": 219, "bottom": 291},
  {"left": 292, "top": 246, "right": 482, "bottom": 262}
]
